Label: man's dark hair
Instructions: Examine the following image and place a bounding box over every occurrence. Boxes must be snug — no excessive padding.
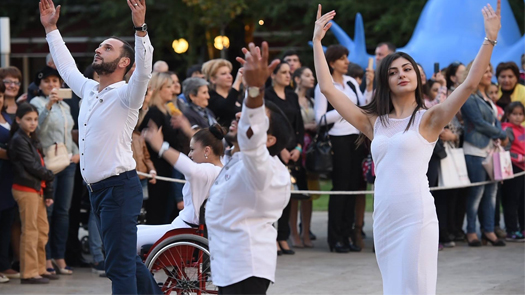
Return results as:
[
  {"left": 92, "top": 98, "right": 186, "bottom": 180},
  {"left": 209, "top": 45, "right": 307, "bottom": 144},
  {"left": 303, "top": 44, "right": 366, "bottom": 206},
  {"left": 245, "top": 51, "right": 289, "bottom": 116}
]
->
[
  {"left": 109, "top": 36, "right": 135, "bottom": 76},
  {"left": 186, "top": 64, "right": 202, "bottom": 78},
  {"left": 347, "top": 63, "right": 364, "bottom": 79},
  {"left": 376, "top": 42, "right": 396, "bottom": 53},
  {"left": 495, "top": 61, "right": 520, "bottom": 81},
  {"left": 265, "top": 100, "right": 293, "bottom": 156},
  {"left": 281, "top": 50, "right": 299, "bottom": 61}
]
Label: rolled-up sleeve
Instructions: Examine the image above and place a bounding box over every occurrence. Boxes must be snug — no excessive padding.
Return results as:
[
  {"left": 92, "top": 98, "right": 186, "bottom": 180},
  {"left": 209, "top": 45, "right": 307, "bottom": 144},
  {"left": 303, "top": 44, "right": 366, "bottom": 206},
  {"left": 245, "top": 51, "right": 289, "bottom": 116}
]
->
[{"left": 123, "top": 34, "right": 154, "bottom": 110}]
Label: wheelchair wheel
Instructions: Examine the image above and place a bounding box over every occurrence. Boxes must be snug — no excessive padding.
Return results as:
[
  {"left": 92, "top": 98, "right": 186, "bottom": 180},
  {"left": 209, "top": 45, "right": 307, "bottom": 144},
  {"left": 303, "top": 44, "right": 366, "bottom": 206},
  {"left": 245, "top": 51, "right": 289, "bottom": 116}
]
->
[{"left": 144, "top": 234, "right": 218, "bottom": 295}]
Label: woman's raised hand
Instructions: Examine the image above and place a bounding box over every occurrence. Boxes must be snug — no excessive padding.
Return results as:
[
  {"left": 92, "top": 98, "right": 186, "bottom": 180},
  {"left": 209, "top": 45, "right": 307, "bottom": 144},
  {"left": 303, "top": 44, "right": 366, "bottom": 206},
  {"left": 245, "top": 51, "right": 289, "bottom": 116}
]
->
[
  {"left": 313, "top": 4, "right": 336, "bottom": 42},
  {"left": 482, "top": 0, "right": 501, "bottom": 41}
]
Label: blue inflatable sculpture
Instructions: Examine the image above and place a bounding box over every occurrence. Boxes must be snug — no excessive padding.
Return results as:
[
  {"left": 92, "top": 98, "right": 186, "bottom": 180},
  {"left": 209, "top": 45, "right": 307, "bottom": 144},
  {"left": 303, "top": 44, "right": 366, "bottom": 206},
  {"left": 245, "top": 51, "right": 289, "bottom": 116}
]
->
[{"left": 321, "top": 0, "right": 524, "bottom": 78}]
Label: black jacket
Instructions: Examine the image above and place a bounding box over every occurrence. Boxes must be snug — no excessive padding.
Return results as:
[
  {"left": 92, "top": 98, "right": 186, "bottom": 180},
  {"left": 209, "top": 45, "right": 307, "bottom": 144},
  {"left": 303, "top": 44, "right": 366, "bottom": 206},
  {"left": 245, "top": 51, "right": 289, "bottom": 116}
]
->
[{"left": 8, "top": 129, "right": 54, "bottom": 199}]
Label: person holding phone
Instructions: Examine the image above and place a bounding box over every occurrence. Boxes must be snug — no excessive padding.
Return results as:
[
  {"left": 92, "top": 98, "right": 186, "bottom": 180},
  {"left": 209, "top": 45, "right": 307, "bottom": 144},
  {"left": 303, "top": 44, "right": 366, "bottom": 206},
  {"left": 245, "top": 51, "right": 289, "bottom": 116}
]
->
[{"left": 30, "top": 65, "right": 80, "bottom": 276}]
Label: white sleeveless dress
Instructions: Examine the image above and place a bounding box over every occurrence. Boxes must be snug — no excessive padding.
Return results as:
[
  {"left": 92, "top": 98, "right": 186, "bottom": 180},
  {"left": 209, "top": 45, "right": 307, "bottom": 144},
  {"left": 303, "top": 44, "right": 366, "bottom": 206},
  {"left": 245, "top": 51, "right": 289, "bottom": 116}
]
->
[{"left": 371, "top": 110, "right": 439, "bottom": 295}]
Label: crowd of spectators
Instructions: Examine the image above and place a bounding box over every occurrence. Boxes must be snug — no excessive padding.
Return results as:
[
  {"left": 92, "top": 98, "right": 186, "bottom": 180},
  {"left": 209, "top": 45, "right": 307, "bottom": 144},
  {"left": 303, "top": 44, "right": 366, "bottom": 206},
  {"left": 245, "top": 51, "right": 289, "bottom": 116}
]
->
[{"left": 0, "top": 43, "right": 523, "bottom": 284}]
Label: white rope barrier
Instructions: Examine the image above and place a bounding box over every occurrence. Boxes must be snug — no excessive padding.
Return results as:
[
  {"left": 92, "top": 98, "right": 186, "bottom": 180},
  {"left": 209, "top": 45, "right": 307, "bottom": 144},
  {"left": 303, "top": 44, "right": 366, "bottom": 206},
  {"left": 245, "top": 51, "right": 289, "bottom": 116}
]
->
[{"left": 138, "top": 170, "right": 525, "bottom": 195}]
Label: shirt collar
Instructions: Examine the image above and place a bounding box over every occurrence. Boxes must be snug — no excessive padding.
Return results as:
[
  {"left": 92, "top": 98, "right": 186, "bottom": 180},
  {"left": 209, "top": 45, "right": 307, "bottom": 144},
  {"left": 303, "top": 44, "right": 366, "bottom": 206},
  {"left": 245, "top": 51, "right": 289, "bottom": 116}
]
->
[{"left": 90, "top": 80, "right": 126, "bottom": 94}]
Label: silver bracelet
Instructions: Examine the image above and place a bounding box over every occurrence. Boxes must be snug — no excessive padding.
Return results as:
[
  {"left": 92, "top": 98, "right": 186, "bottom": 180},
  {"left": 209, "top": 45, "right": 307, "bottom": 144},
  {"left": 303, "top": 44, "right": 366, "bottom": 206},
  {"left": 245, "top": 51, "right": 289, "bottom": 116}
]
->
[
  {"left": 158, "top": 141, "right": 170, "bottom": 158},
  {"left": 484, "top": 37, "right": 497, "bottom": 46}
]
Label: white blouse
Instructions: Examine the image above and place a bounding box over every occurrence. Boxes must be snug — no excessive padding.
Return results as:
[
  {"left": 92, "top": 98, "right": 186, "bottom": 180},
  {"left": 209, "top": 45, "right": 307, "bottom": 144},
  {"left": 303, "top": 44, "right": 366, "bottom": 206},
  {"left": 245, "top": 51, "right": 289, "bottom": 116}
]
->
[
  {"left": 314, "top": 75, "right": 372, "bottom": 136},
  {"left": 206, "top": 104, "right": 291, "bottom": 287},
  {"left": 173, "top": 154, "right": 222, "bottom": 228}
]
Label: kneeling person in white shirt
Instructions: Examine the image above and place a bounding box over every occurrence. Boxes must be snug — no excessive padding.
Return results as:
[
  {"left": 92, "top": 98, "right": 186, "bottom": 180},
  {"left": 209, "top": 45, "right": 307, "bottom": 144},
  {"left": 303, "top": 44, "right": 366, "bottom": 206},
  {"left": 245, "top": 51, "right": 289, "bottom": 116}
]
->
[
  {"left": 137, "top": 123, "right": 224, "bottom": 253},
  {"left": 205, "top": 42, "right": 292, "bottom": 295}
]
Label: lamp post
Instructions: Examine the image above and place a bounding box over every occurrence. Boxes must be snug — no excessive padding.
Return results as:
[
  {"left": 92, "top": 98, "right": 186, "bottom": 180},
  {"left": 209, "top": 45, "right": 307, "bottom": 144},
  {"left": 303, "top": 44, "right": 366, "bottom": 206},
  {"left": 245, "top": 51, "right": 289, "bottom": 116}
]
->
[
  {"left": 172, "top": 38, "right": 189, "bottom": 54},
  {"left": 0, "top": 17, "right": 10, "bottom": 67},
  {"left": 214, "top": 35, "right": 230, "bottom": 59}
]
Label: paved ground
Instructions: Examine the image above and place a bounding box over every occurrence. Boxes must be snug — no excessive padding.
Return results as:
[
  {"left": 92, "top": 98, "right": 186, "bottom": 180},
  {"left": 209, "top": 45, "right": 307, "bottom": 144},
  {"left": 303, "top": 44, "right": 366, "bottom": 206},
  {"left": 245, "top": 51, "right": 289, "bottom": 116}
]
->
[{"left": 1, "top": 212, "right": 524, "bottom": 294}]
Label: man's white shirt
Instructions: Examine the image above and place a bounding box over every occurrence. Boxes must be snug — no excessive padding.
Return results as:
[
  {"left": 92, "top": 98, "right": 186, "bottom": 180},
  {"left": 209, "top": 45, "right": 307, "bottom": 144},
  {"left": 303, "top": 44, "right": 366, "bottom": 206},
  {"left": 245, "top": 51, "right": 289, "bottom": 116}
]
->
[{"left": 46, "top": 30, "right": 153, "bottom": 183}]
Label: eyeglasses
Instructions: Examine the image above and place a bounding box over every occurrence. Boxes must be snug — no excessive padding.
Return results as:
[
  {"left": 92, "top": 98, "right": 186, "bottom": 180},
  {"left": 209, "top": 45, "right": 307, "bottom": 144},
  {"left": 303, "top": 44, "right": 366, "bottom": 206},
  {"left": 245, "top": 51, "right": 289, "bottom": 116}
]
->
[{"left": 2, "top": 80, "right": 21, "bottom": 87}]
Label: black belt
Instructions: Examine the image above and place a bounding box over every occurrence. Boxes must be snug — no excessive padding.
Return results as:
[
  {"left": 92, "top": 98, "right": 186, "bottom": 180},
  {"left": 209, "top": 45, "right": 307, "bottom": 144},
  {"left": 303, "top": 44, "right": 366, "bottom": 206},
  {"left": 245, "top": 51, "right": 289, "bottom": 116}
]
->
[{"left": 86, "top": 170, "right": 137, "bottom": 193}]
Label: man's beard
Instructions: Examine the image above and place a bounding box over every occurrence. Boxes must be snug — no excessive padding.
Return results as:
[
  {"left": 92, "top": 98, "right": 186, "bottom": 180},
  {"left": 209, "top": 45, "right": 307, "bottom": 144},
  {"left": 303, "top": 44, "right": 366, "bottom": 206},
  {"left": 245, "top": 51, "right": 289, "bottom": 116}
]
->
[{"left": 92, "top": 57, "right": 120, "bottom": 75}]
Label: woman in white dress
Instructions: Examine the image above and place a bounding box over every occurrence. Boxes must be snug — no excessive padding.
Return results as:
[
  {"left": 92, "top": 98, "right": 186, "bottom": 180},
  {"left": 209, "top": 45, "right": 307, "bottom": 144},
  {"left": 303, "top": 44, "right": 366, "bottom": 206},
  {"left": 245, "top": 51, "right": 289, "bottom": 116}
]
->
[
  {"left": 312, "top": 3, "right": 501, "bottom": 294},
  {"left": 137, "top": 122, "right": 224, "bottom": 253}
]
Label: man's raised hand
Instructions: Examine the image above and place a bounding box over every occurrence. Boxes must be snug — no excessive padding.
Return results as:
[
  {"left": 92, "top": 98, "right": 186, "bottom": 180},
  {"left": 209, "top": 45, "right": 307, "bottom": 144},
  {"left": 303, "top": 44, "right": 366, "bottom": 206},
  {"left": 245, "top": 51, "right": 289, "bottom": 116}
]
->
[
  {"left": 39, "top": 0, "right": 60, "bottom": 33},
  {"left": 235, "top": 42, "right": 279, "bottom": 88},
  {"left": 127, "top": 0, "right": 147, "bottom": 35}
]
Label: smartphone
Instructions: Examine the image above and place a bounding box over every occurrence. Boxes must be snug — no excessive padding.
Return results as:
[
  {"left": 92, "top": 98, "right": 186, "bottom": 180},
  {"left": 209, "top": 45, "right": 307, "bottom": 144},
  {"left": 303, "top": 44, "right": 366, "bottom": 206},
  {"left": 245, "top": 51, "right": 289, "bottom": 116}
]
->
[
  {"left": 433, "top": 62, "right": 440, "bottom": 74},
  {"left": 57, "top": 88, "right": 72, "bottom": 99}
]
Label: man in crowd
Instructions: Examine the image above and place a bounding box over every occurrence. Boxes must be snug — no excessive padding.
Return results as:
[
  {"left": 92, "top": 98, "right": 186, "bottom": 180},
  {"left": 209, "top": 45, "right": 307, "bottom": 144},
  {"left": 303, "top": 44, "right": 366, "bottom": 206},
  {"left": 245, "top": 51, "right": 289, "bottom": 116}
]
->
[
  {"left": 153, "top": 60, "right": 169, "bottom": 73},
  {"left": 39, "top": 0, "right": 160, "bottom": 293}
]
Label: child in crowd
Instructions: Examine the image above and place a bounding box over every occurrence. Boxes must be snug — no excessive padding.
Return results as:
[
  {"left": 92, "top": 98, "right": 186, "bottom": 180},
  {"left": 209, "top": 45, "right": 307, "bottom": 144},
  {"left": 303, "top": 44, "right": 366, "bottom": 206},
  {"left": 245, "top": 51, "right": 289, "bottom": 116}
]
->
[
  {"left": 8, "top": 103, "right": 57, "bottom": 284},
  {"left": 501, "top": 101, "right": 525, "bottom": 242},
  {"left": 487, "top": 82, "right": 504, "bottom": 121}
]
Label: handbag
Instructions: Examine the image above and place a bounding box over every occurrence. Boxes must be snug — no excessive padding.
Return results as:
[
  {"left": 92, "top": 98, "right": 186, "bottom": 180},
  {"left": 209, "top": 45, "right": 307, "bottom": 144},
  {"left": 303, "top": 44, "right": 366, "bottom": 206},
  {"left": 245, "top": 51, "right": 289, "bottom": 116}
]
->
[
  {"left": 493, "top": 146, "right": 514, "bottom": 180},
  {"left": 482, "top": 142, "right": 500, "bottom": 181},
  {"left": 305, "top": 115, "right": 333, "bottom": 174},
  {"left": 438, "top": 142, "right": 470, "bottom": 187},
  {"left": 362, "top": 154, "right": 375, "bottom": 184},
  {"left": 44, "top": 104, "right": 71, "bottom": 174}
]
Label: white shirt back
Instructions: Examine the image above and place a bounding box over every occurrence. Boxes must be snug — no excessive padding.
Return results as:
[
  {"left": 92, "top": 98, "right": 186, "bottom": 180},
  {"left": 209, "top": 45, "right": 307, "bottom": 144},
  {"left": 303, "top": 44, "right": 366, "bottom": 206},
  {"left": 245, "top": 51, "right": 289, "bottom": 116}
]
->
[{"left": 206, "top": 104, "right": 291, "bottom": 287}]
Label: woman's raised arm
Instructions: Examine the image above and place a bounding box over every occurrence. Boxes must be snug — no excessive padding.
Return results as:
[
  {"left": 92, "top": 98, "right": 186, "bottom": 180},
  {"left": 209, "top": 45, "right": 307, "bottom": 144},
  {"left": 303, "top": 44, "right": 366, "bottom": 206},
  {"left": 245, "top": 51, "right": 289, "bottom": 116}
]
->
[{"left": 312, "top": 5, "right": 374, "bottom": 139}]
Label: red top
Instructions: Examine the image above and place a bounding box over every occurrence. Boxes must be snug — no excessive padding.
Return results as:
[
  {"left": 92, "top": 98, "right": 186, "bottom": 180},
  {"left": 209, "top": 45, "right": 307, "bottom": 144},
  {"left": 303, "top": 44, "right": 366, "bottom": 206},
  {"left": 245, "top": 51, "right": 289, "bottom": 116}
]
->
[
  {"left": 502, "top": 122, "right": 525, "bottom": 171},
  {"left": 12, "top": 151, "right": 46, "bottom": 195}
]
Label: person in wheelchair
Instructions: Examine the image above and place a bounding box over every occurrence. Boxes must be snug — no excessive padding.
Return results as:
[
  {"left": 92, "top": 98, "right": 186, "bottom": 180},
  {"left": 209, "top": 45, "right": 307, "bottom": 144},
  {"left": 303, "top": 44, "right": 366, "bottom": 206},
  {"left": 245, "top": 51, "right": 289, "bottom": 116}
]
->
[
  {"left": 138, "top": 122, "right": 224, "bottom": 254},
  {"left": 205, "top": 43, "right": 293, "bottom": 295}
]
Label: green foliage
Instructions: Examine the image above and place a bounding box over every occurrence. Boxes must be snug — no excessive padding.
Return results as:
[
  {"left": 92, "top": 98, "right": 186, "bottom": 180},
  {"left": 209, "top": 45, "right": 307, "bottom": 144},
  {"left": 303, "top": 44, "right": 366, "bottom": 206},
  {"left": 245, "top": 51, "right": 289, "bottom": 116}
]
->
[{"left": 1, "top": 0, "right": 523, "bottom": 72}]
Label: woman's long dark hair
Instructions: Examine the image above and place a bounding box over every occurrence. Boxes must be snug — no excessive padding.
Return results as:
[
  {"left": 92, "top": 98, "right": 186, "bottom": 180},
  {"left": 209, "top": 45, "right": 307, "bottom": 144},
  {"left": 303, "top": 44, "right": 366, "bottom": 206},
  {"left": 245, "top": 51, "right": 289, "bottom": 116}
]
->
[
  {"left": 10, "top": 103, "right": 41, "bottom": 147},
  {"left": 357, "top": 52, "right": 426, "bottom": 145}
]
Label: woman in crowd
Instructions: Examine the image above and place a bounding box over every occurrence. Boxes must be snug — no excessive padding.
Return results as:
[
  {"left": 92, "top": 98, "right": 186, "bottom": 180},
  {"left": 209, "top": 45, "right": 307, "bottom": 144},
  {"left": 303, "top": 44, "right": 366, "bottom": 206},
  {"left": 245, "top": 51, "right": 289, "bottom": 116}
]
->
[
  {"left": 265, "top": 61, "right": 304, "bottom": 255},
  {"left": 461, "top": 61, "right": 507, "bottom": 247},
  {"left": 202, "top": 59, "right": 243, "bottom": 128},
  {"left": 137, "top": 122, "right": 224, "bottom": 252},
  {"left": 8, "top": 103, "right": 57, "bottom": 284},
  {"left": 182, "top": 77, "right": 217, "bottom": 129},
  {"left": 314, "top": 44, "right": 367, "bottom": 253},
  {"left": 0, "top": 81, "right": 19, "bottom": 282},
  {"left": 501, "top": 101, "right": 525, "bottom": 241},
  {"left": 495, "top": 62, "right": 525, "bottom": 112},
  {"left": 139, "top": 72, "right": 189, "bottom": 225},
  {"left": 30, "top": 66, "right": 79, "bottom": 275},
  {"left": 0, "top": 67, "right": 23, "bottom": 121},
  {"left": 313, "top": 2, "right": 500, "bottom": 293},
  {"left": 445, "top": 62, "right": 466, "bottom": 95},
  {"left": 289, "top": 66, "right": 317, "bottom": 248}
]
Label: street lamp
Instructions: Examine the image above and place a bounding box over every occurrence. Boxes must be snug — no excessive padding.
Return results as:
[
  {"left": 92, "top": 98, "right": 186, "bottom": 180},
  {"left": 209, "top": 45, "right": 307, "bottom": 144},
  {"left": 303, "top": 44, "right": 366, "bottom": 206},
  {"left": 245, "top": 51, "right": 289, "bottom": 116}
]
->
[
  {"left": 213, "top": 36, "right": 230, "bottom": 51},
  {"left": 172, "top": 38, "right": 189, "bottom": 54}
]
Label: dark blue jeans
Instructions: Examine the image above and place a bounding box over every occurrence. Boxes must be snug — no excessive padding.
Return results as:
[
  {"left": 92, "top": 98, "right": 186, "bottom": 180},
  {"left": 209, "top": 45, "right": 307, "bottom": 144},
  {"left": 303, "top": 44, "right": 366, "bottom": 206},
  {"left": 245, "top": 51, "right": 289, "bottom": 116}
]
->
[
  {"left": 465, "top": 155, "right": 497, "bottom": 234},
  {"left": 46, "top": 162, "right": 76, "bottom": 260},
  {"left": 88, "top": 170, "right": 161, "bottom": 295}
]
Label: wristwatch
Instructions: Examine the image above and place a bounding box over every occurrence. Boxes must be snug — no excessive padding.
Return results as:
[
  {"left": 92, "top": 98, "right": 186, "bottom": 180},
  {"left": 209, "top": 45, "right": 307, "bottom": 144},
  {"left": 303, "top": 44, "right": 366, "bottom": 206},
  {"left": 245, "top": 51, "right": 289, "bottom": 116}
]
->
[
  {"left": 247, "top": 86, "right": 264, "bottom": 98},
  {"left": 134, "top": 23, "right": 148, "bottom": 32}
]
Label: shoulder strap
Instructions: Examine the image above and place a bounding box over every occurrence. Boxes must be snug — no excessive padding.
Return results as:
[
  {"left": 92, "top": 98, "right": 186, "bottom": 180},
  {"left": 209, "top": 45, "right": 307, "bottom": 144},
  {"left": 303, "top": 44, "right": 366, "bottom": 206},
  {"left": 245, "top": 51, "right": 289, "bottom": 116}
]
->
[
  {"left": 58, "top": 103, "right": 69, "bottom": 150},
  {"left": 346, "top": 81, "right": 360, "bottom": 107}
]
